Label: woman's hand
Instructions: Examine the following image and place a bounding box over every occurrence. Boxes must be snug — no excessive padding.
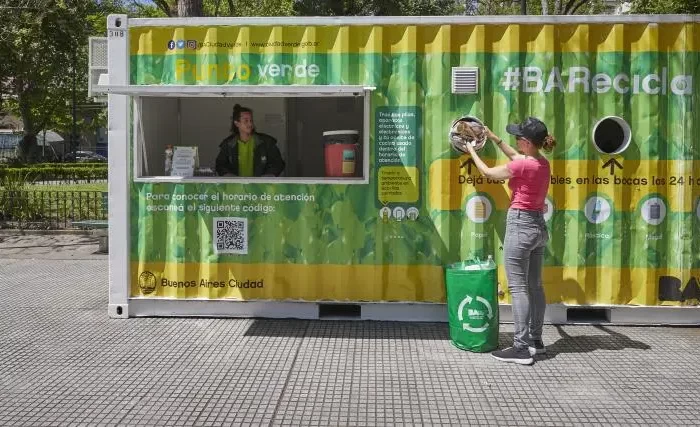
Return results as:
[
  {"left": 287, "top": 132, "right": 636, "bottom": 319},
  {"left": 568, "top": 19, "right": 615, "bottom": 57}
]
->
[
  {"left": 484, "top": 126, "right": 499, "bottom": 142},
  {"left": 465, "top": 140, "right": 477, "bottom": 156}
]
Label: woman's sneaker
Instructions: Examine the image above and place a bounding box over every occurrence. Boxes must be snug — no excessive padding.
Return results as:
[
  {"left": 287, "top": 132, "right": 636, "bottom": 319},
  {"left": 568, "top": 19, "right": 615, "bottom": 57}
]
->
[
  {"left": 529, "top": 340, "right": 546, "bottom": 356},
  {"left": 491, "top": 347, "right": 534, "bottom": 365}
]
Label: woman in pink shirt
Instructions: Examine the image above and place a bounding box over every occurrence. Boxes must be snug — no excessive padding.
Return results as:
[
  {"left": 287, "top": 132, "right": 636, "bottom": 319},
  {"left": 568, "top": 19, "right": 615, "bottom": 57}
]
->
[{"left": 464, "top": 117, "right": 556, "bottom": 365}]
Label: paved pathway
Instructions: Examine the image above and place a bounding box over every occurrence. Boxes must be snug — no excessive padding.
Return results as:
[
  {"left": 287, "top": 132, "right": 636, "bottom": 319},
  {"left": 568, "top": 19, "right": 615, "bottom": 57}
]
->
[{"left": 0, "top": 233, "right": 698, "bottom": 425}]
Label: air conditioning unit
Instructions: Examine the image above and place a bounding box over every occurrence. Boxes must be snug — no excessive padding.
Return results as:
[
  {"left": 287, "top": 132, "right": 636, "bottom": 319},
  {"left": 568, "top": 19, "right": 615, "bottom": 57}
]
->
[{"left": 88, "top": 37, "right": 108, "bottom": 103}]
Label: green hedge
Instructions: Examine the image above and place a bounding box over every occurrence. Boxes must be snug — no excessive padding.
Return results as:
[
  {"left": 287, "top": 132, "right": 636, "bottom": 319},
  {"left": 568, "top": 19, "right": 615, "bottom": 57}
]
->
[{"left": 0, "top": 163, "right": 108, "bottom": 182}]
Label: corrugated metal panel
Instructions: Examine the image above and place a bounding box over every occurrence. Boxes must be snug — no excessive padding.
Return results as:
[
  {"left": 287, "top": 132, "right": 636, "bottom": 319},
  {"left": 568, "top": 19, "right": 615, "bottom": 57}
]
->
[{"left": 124, "top": 22, "right": 699, "bottom": 307}]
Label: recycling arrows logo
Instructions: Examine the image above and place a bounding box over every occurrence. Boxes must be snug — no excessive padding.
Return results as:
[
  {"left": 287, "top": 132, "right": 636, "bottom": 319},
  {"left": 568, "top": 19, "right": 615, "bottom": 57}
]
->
[{"left": 457, "top": 294, "right": 494, "bottom": 332}]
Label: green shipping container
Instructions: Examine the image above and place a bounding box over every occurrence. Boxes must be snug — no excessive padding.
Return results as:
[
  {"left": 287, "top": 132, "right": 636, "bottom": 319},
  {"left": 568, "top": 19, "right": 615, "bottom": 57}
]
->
[{"left": 445, "top": 261, "right": 499, "bottom": 352}]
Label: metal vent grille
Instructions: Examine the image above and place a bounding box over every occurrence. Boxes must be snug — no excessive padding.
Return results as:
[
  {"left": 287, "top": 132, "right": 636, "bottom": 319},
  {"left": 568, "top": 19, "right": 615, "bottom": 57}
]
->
[
  {"left": 90, "top": 38, "right": 108, "bottom": 67},
  {"left": 88, "top": 37, "right": 108, "bottom": 99},
  {"left": 451, "top": 67, "right": 479, "bottom": 94}
]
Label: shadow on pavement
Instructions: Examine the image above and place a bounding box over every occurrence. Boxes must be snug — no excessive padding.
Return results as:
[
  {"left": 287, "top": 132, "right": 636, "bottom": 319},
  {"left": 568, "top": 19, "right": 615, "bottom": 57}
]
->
[
  {"left": 534, "top": 325, "right": 651, "bottom": 361},
  {"left": 244, "top": 321, "right": 656, "bottom": 352},
  {"left": 244, "top": 319, "right": 450, "bottom": 340}
]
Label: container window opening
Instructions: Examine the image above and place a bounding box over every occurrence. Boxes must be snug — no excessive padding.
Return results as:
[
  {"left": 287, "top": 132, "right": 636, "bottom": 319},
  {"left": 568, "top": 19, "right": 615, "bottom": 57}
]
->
[{"left": 134, "top": 93, "right": 369, "bottom": 183}]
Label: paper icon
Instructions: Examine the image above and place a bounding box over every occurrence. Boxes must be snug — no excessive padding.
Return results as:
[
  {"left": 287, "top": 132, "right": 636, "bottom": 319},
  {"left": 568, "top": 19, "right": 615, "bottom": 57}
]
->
[{"left": 465, "top": 196, "right": 492, "bottom": 223}]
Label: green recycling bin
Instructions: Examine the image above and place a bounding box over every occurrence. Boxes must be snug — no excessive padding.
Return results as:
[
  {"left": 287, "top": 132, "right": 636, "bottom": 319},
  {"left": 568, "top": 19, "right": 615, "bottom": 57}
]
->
[{"left": 445, "top": 258, "right": 499, "bottom": 352}]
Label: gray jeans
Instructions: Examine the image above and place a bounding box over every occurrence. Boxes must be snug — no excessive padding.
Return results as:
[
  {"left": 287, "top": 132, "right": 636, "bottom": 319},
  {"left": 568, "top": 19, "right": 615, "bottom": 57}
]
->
[{"left": 504, "top": 208, "right": 549, "bottom": 349}]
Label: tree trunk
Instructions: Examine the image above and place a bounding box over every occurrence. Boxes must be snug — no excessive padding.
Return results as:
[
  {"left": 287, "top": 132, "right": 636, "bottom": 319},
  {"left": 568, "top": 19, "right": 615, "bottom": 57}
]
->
[
  {"left": 178, "top": 0, "right": 204, "bottom": 17},
  {"left": 16, "top": 86, "right": 34, "bottom": 135},
  {"left": 17, "top": 89, "right": 39, "bottom": 163}
]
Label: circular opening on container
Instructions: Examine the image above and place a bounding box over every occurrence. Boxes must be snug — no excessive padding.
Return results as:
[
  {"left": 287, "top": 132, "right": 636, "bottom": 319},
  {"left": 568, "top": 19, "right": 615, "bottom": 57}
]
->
[
  {"left": 449, "top": 115, "right": 487, "bottom": 153},
  {"left": 592, "top": 116, "right": 631, "bottom": 155},
  {"left": 116, "top": 306, "right": 123, "bottom": 315}
]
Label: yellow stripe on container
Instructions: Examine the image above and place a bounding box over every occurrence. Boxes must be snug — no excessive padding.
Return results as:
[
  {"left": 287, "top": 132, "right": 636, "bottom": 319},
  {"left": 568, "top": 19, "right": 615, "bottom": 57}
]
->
[
  {"left": 129, "top": 24, "right": 698, "bottom": 55},
  {"left": 130, "top": 262, "right": 699, "bottom": 306},
  {"left": 428, "top": 158, "right": 700, "bottom": 212}
]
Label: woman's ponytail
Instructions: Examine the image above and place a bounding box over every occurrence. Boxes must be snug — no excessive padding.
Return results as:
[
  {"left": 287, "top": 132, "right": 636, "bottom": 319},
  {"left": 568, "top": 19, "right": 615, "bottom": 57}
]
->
[{"left": 542, "top": 134, "right": 557, "bottom": 153}]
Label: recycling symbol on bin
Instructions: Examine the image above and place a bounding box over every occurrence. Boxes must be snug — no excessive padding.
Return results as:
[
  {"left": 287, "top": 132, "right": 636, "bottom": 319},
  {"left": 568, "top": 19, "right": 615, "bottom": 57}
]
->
[{"left": 458, "top": 295, "right": 494, "bottom": 332}]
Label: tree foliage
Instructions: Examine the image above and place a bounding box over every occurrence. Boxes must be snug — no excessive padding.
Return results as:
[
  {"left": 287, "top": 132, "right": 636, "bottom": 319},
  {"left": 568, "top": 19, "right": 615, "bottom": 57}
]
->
[
  {"left": 475, "top": 0, "right": 609, "bottom": 15},
  {"left": 0, "top": 0, "right": 125, "bottom": 161},
  {"left": 143, "top": 0, "right": 295, "bottom": 17},
  {"left": 294, "top": 0, "right": 462, "bottom": 16},
  {"left": 630, "top": 0, "right": 700, "bottom": 14},
  {"left": 2, "top": 0, "right": 689, "bottom": 164}
]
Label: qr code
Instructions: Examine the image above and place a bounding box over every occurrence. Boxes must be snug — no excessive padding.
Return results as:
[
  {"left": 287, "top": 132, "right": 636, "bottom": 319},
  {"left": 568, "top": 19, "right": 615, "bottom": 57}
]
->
[{"left": 213, "top": 217, "right": 248, "bottom": 254}]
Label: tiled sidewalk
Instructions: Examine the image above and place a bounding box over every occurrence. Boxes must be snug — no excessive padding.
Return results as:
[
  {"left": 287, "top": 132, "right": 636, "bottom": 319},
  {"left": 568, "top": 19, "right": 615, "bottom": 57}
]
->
[{"left": 0, "top": 234, "right": 698, "bottom": 425}]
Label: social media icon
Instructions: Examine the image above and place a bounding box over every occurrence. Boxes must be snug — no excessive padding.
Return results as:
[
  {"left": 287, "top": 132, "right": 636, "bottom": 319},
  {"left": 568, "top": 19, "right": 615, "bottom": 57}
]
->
[
  {"left": 167, "top": 40, "right": 175, "bottom": 50},
  {"left": 176, "top": 40, "right": 185, "bottom": 49},
  {"left": 186, "top": 40, "right": 197, "bottom": 49}
]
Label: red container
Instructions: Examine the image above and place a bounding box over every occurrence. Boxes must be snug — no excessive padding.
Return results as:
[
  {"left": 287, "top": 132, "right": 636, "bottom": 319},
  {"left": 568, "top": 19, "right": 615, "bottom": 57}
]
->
[{"left": 323, "top": 130, "right": 359, "bottom": 177}]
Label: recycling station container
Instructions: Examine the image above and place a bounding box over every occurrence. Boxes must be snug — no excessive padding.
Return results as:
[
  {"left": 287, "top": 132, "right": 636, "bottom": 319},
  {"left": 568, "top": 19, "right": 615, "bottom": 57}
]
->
[
  {"left": 323, "top": 130, "right": 359, "bottom": 177},
  {"left": 445, "top": 260, "right": 499, "bottom": 352}
]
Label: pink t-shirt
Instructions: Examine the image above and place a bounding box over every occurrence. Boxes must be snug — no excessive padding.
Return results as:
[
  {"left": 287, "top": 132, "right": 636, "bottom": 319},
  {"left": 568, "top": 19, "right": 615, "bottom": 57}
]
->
[{"left": 506, "top": 157, "right": 550, "bottom": 211}]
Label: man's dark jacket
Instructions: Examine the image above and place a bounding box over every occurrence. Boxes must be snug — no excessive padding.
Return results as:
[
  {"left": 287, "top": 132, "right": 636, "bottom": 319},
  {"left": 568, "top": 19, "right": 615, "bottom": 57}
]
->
[{"left": 215, "top": 132, "right": 285, "bottom": 177}]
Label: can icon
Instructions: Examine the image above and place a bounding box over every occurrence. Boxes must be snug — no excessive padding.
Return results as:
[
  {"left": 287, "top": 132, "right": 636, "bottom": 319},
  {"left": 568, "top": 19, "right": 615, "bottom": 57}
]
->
[
  {"left": 641, "top": 197, "right": 666, "bottom": 225},
  {"left": 649, "top": 202, "right": 661, "bottom": 220}
]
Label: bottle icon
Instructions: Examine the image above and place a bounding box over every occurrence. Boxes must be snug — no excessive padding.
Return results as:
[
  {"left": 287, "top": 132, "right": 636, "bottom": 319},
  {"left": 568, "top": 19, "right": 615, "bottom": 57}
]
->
[
  {"left": 591, "top": 199, "right": 602, "bottom": 221},
  {"left": 380, "top": 207, "right": 391, "bottom": 223}
]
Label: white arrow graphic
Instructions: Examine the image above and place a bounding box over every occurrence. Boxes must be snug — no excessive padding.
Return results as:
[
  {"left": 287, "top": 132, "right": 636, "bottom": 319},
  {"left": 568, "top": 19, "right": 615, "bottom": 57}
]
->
[
  {"left": 457, "top": 294, "right": 494, "bottom": 333},
  {"left": 476, "top": 296, "right": 493, "bottom": 319},
  {"left": 457, "top": 295, "right": 472, "bottom": 322},
  {"left": 463, "top": 323, "right": 488, "bottom": 332}
]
